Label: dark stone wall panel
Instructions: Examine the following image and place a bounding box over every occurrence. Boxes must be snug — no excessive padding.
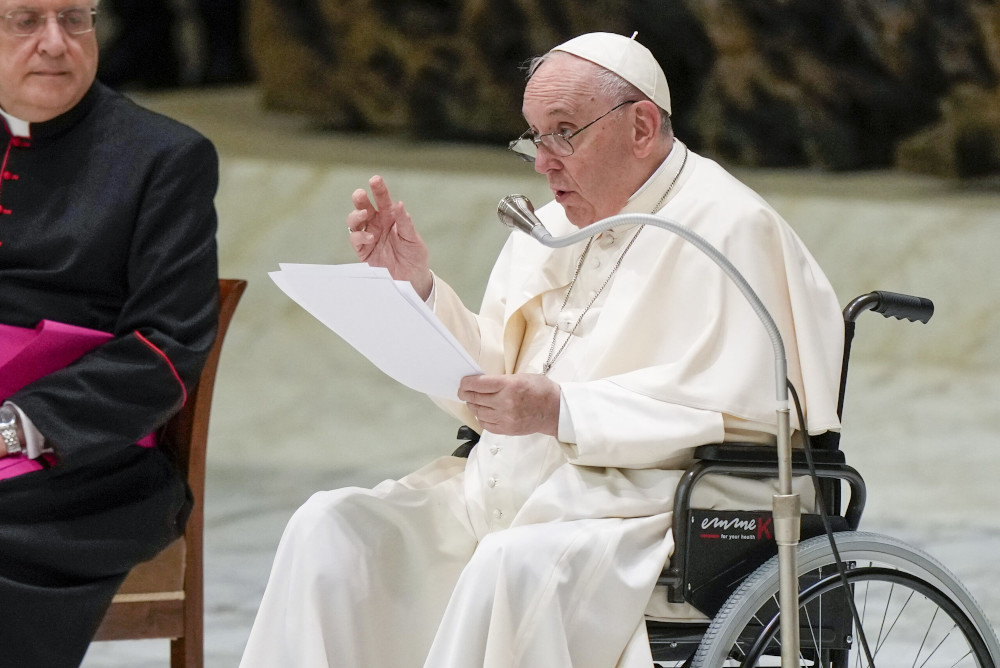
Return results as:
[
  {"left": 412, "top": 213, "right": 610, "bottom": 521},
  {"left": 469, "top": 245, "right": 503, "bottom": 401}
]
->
[{"left": 249, "top": 0, "right": 1000, "bottom": 176}]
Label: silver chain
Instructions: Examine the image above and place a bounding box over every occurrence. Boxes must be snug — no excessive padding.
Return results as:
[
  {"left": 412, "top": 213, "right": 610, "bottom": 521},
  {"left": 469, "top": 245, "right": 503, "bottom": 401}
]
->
[{"left": 541, "top": 147, "right": 688, "bottom": 376}]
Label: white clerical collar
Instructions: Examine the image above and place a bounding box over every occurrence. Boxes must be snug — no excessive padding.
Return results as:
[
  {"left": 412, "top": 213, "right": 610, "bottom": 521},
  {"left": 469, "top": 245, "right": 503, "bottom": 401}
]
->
[
  {"left": 0, "top": 106, "right": 31, "bottom": 138},
  {"left": 627, "top": 138, "right": 683, "bottom": 204}
]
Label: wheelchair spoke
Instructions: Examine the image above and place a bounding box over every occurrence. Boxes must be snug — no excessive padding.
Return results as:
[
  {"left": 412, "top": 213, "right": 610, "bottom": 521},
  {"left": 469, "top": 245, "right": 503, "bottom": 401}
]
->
[
  {"left": 733, "top": 594, "right": 782, "bottom": 663},
  {"left": 802, "top": 598, "right": 821, "bottom": 657},
  {"left": 856, "top": 578, "right": 870, "bottom": 668},
  {"left": 916, "top": 631, "right": 972, "bottom": 668},
  {"left": 913, "top": 607, "right": 941, "bottom": 668},
  {"left": 872, "top": 585, "right": 912, "bottom": 658}
]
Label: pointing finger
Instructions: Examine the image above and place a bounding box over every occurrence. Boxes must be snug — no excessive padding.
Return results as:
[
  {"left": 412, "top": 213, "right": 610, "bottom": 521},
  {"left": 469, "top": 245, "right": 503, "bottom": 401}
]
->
[{"left": 369, "top": 175, "right": 395, "bottom": 212}]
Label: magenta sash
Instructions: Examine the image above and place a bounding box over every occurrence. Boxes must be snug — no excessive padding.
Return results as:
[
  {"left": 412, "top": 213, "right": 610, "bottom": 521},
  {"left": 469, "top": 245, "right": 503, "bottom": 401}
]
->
[{"left": 0, "top": 320, "right": 156, "bottom": 481}]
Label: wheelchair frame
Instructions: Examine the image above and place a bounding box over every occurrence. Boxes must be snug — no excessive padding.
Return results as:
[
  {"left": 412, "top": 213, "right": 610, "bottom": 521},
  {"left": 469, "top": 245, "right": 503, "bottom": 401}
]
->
[
  {"left": 455, "top": 290, "right": 1000, "bottom": 667},
  {"left": 642, "top": 291, "right": 1000, "bottom": 667}
]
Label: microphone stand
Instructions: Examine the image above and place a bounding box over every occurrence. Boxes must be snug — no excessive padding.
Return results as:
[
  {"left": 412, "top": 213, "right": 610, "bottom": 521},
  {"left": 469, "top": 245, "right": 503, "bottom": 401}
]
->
[{"left": 499, "top": 195, "right": 801, "bottom": 667}]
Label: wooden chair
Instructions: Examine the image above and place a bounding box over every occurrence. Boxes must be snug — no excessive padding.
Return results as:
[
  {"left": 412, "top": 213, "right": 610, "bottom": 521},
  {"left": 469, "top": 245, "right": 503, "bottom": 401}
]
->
[{"left": 93, "top": 278, "right": 247, "bottom": 668}]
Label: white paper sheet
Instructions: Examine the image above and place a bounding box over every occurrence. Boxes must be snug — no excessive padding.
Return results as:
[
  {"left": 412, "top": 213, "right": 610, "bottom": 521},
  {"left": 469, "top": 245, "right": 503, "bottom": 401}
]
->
[{"left": 270, "top": 263, "right": 482, "bottom": 399}]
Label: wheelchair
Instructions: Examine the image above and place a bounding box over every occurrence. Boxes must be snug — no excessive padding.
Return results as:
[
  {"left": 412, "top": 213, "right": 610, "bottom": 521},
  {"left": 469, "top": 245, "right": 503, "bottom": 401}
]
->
[{"left": 455, "top": 290, "right": 1000, "bottom": 667}]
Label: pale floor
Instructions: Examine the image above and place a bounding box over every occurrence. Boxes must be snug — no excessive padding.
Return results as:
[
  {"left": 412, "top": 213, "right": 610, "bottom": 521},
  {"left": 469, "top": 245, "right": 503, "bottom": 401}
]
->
[{"left": 81, "top": 86, "right": 1000, "bottom": 667}]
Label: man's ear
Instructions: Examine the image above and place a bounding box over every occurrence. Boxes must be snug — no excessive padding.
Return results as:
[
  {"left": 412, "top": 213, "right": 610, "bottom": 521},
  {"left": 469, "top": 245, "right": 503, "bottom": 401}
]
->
[{"left": 631, "top": 100, "right": 663, "bottom": 158}]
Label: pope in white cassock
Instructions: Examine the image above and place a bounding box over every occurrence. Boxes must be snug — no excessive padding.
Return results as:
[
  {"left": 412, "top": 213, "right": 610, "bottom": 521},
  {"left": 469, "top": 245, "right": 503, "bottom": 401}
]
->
[{"left": 240, "top": 32, "right": 845, "bottom": 668}]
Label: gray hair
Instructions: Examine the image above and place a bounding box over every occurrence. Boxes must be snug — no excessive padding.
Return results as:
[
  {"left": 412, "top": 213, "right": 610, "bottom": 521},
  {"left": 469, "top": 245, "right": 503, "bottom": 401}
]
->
[{"left": 527, "top": 53, "right": 672, "bottom": 136}]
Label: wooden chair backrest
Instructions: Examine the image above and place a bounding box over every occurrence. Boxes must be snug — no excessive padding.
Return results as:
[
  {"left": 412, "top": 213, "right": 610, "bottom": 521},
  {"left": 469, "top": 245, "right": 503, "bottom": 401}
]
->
[{"left": 93, "top": 278, "right": 247, "bottom": 668}]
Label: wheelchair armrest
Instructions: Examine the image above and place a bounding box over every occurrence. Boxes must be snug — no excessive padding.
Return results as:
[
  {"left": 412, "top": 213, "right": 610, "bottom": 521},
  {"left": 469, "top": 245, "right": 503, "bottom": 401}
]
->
[
  {"left": 694, "top": 443, "right": 846, "bottom": 466},
  {"left": 661, "top": 441, "right": 866, "bottom": 606}
]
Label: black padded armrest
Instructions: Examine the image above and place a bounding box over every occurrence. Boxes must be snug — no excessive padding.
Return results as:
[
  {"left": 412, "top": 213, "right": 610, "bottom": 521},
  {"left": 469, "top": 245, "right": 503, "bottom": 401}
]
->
[
  {"left": 694, "top": 443, "right": 845, "bottom": 466},
  {"left": 663, "top": 439, "right": 865, "bottom": 607}
]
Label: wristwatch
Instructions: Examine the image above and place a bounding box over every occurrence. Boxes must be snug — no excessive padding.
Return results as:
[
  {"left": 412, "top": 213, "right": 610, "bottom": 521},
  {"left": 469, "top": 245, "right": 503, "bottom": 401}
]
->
[{"left": 0, "top": 405, "right": 24, "bottom": 456}]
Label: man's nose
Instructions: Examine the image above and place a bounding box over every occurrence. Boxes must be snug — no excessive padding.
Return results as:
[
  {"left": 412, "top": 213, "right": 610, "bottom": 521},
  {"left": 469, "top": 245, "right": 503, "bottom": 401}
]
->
[
  {"left": 37, "top": 16, "right": 70, "bottom": 54},
  {"left": 533, "top": 145, "right": 562, "bottom": 174}
]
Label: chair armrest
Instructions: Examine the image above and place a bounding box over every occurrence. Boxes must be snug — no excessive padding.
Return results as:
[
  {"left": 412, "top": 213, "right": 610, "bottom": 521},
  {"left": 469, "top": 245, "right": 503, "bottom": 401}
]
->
[
  {"left": 661, "top": 442, "right": 866, "bottom": 606},
  {"left": 694, "top": 443, "right": 846, "bottom": 466}
]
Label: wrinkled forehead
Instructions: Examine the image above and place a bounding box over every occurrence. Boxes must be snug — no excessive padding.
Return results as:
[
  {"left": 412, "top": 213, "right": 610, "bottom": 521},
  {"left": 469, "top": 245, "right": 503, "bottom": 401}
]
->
[
  {"left": 522, "top": 53, "right": 608, "bottom": 122},
  {"left": 0, "top": 0, "right": 98, "bottom": 10}
]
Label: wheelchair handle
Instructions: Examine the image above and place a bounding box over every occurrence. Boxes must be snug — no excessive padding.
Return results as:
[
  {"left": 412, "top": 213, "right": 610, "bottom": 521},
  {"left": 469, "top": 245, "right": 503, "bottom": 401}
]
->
[{"left": 844, "top": 291, "right": 934, "bottom": 324}]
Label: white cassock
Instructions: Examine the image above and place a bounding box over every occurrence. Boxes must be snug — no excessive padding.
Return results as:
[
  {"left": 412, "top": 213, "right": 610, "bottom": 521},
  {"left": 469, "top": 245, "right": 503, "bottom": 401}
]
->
[{"left": 239, "top": 140, "right": 845, "bottom": 668}]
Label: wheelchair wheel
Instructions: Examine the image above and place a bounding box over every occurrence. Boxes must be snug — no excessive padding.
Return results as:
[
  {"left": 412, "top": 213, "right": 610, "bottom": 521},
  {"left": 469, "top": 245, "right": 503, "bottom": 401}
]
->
[{"left": 691, "top": 531, "right": 1000, "bottom": 667}]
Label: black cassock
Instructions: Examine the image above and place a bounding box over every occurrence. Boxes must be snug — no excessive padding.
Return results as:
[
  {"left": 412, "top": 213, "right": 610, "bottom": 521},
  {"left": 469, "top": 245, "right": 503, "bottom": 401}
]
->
[{"left": 0, "top": 82, "right": 219, "bottom": 668}]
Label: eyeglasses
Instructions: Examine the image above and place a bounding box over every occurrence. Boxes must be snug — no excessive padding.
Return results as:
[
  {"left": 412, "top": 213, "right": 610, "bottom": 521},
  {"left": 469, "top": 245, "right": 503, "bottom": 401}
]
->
[
  {"left": 508, "top": 100, "right": 637, "bottom": 163},
  {"left": 3, "top": 6, "right": 97, "bottom": 37}
]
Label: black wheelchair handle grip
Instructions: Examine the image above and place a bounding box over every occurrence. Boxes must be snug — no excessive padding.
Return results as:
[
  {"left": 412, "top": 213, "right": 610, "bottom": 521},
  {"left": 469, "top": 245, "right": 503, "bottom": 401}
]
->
[
  {"left": 844, "top": 291, "right": 934, "bottom": 324},
  {"left": 872, "top": 290, "right": 934, "bottom": 323}
]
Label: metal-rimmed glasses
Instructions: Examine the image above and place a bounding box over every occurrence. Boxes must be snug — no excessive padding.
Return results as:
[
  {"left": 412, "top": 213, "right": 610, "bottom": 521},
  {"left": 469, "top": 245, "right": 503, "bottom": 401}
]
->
[
  {"left": 2, "top": 6, "right": 98, "bottom": 37},
  {"left": 508, "top": 100, "right": 637, "bottom": 163}
]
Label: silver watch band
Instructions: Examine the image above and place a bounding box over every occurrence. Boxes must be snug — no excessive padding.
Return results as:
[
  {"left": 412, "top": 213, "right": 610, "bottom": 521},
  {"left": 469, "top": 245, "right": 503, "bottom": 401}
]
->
[
  {"left": 0, "top": 405, "right": 23, "bottom": 456},
  {"left": 1, "top": 425, "right": 22, "bottom": 456}
]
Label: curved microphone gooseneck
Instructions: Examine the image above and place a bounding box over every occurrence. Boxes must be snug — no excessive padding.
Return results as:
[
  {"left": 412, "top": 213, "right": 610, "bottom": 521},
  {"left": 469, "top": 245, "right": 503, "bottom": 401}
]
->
[{"left": 498, "top": 194, "right": 802, "bottom": 668}]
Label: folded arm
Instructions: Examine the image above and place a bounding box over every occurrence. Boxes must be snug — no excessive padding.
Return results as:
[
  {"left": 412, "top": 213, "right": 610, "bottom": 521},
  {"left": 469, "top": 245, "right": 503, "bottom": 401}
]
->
[{"left": 8, "top": 136, "right": 220, "bottom": 464}]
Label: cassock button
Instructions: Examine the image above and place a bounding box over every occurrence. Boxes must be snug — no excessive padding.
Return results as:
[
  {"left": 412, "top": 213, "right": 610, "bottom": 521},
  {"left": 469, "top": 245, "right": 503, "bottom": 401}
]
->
[
  {"left": 487, "top": 477, "right": 498, "bottom": 488},
  {"left": 493, "top": 509, "right": 503, "bottom": 520},
  {"left": 599, "top": 232, "right": 616, "bottom": 248},
  {"left": 489, "top": 445, "right": 499, "bottom": 455}
]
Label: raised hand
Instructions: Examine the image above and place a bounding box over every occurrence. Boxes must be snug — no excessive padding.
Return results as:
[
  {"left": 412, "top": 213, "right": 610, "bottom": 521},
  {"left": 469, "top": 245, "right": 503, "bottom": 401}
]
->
[
  {"left": 348, "top": 175, "right": 433, "bottom": 300},
  {"left": 458, "top": 374, "right": 561, "bottom": 437}
]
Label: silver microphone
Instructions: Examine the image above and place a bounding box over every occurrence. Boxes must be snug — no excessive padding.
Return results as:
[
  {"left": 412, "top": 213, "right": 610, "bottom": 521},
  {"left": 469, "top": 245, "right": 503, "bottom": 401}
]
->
[{"left": 497, "top": 194, "right": 550, "bottom": 239}]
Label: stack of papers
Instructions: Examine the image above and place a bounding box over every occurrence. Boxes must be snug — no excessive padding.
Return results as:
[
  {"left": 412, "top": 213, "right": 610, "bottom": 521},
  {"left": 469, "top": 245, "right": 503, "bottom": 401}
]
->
[{"left": 270, "top": 263, "right": 483, "bottom": 400}]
